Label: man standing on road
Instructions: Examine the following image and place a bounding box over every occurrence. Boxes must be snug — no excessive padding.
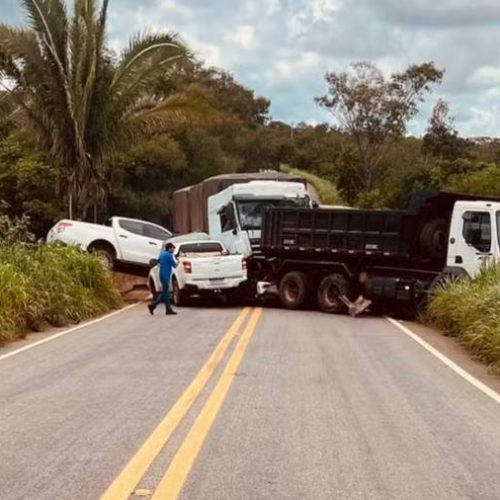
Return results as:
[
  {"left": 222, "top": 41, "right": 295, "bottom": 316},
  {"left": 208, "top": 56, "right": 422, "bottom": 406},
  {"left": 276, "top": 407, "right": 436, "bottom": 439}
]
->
[{"left": 148, "top": 242, "right": 178, "bottom": 316}]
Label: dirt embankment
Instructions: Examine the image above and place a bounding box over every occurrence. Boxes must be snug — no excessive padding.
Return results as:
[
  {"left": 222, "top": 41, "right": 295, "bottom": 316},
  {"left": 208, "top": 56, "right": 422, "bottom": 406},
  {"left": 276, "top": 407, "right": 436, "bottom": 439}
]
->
[{"left": 112, "top": 272, "right": 150, "bottom": 302}]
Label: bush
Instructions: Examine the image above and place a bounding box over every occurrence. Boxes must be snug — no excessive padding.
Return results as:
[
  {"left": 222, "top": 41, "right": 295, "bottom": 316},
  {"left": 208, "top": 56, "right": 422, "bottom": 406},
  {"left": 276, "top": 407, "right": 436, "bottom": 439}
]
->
[
  {"left": 0, "top": 212, "right": 35, "bottom": 245},
  {"left": 0, "top": 243, "right": 123, "bottom": 344},
  {"left": 426, "top": 265, "right": 500, "bottom": 373},
  {"left": 280, "top": 164, "right": 345, "bottom": 205}
]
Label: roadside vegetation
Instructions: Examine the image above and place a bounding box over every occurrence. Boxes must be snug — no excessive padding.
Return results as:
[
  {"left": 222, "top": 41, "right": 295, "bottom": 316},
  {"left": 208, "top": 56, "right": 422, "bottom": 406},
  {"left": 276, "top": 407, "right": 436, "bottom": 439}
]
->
[
  {"left": 1, "top": 1, "right": 500, "bottom": 369},
  {"left": 280, "top": 165, "right": 344, "bottom": 205},
  {"left": 426, "top": 266, "right": 500, "bottom": 373},
  {"left": 0, "top": 214, "right": 122, "bottom": 344}
]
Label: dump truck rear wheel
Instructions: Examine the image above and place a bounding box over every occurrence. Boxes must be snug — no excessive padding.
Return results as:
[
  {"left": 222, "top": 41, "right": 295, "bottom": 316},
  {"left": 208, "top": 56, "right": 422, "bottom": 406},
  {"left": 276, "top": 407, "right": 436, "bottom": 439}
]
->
[
  {"left": 419, "top": 218, "right": 447, "bottom": 259},
  {"left": 317, "top": 274, "right": 348, "bottom": 314},
  {"left": 279, "top": 271, "right": 310, "bottom": 310}
]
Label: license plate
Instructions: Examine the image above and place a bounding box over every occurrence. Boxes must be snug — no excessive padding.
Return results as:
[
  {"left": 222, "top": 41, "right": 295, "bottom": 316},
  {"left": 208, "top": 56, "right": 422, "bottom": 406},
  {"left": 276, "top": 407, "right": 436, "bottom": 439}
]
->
[{"left": 209, "top": 278, "right": 224, "bottom": 283}]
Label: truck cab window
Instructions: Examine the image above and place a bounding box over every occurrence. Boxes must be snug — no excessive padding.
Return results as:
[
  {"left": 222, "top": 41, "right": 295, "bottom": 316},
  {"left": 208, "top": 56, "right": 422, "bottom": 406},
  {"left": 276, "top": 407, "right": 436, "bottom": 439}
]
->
[
  {"left": 178, "top": 242, "right": 224, "bottom": 256},
  {"left": 119, "top": 219, "right": 144, "bottom": 236},
  {"left": 220, "top": 204, "right": 235, "bottom": 232},
  {"left": 462, "top": 211, "right": 491, "bottom": 253},
  {"left": 237, "top": 198, "right": 310, "bottom": 231},
  {"left": 497, "top": 212, "right": 500, "bottom": 248},
  {"left": 143, "top": 223, "right": 170, "bottom": 241}
]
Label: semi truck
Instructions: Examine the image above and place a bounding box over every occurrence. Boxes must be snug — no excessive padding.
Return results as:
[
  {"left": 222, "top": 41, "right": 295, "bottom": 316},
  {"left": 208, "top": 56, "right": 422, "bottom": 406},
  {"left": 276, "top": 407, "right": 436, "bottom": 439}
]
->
[
  {"left": 173, "top": 171, "right": 319, "bottom": 237},
  {"left": 174, "top": 175, "right": 500, "bottom": 315}
]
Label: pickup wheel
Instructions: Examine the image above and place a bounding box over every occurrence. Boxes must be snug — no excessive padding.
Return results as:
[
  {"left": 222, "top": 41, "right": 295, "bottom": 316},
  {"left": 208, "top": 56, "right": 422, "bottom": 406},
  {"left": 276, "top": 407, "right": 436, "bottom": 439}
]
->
[
  {"left": 88, "top": 242, "right": 116, "bottom": 269},
  {"left": 279, "top": 271, "right": 310, "bottom": 310},
  {"left": 148, "top": 277, "right": 160, "bottom": 300},
  {"left": 172, "top": 279, "right": 188, "bottom": 307},
  {"left": 317, "top": 274, "right": 348, "bottom": 314}
]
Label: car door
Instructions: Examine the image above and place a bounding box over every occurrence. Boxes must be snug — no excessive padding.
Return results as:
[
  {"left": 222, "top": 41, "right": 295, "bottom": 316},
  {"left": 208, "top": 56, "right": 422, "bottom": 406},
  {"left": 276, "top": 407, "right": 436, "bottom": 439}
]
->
[
  {"left": 115, "top": 219, "right": 152, "bottom": 264},
  {"left": 142, "top": 222, "right": 172, "bottom": 261}
]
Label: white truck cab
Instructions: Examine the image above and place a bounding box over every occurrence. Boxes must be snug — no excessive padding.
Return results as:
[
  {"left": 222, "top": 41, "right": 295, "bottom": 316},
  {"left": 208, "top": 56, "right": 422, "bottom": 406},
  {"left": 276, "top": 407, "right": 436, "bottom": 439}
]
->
[
  {"left": 207, "top": 181, "right": 311, "bottom": 256},
  {"left": 447, "top": 201, "right": 500, "bottom": 277}
]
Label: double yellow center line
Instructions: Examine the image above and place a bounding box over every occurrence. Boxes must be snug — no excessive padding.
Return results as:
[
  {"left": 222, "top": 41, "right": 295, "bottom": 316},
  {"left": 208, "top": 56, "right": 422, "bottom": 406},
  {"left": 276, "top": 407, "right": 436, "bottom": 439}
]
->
[{"left": 100, "top": 307, "right": 262, "bottom": 500}]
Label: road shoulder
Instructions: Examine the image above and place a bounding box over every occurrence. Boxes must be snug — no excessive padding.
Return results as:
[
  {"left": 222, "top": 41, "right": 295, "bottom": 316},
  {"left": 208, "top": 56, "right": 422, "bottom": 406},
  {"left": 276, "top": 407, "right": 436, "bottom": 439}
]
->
[
  {"left": 390, "top": 318, "right": 500, "bottom": 395},
  {"left": 0, "top": 303, "right": 139, "bottom": 361}
]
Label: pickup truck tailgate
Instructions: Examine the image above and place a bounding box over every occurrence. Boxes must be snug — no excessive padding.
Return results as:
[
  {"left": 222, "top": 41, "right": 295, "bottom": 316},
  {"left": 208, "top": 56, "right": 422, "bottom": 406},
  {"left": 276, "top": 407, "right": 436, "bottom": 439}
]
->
[{"left": 186, "top": 255, "right": 244, "bottom": 278}]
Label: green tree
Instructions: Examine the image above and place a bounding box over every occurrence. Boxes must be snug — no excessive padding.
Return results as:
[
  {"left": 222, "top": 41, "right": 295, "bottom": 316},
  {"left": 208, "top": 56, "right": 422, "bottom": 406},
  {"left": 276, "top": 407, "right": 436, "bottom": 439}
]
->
[
  {"left": 0, "top": 132, "right": 61, "bottom": 236},
  {"left": 316, "top": 61, "right": 444, "bottom": 192},
  {"left": 0, "top": 0, "right": 212, "bottom": 220},
  {"left": 422, "top": 99, "right": 470, "bottom": 160},
  {"left": 445, "top": 163, "right": 500, "bottom": 198}
]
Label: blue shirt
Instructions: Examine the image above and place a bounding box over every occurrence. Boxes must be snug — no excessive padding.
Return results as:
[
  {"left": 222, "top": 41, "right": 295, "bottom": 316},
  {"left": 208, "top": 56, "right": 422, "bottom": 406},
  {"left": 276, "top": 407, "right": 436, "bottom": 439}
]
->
[{"left": 158, "top": 250, "right": 176, "bottom": 283}]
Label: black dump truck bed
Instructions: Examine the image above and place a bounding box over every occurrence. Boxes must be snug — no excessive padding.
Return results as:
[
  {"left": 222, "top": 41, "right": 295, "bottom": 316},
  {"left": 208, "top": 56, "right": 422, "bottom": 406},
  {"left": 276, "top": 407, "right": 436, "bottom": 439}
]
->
[
  {"left": 261, "top": 191, "right": 500, "bottom": 271},
  {"left": 262, "top": 207, "right": 414, "bottom": 257}
]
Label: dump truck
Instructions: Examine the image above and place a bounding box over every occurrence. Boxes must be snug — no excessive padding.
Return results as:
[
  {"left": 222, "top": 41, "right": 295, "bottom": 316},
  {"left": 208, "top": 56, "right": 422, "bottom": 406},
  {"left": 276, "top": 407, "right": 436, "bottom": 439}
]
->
[
  {"left": 258, "top": 191, "right": 500, "bottom": 314},
  {"left": 174, "top": 175, "right": 500, "bottom": 314}
]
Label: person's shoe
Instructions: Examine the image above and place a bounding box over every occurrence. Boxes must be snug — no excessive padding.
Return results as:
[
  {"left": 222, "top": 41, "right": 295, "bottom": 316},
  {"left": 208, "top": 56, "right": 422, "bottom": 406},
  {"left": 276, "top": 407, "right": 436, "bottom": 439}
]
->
[
  {"left": 148, "top": 304, "right": 155, "bottom": 315},
  {"left": 166, "top": 310, "right": 177, "bottom": 315}
]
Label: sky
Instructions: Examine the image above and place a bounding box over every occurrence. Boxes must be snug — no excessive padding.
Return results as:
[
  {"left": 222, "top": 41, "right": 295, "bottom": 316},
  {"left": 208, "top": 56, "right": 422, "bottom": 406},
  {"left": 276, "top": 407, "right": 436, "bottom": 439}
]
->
[{"left": 1, "top": 0, "right": 500, "bottom": 137}]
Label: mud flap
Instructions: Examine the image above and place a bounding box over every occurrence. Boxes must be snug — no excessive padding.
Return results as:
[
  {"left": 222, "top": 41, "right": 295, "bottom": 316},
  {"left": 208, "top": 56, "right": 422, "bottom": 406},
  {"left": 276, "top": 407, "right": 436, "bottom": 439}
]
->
[{"left": 339, "top": 295, "right": 372, "bottom": 317}]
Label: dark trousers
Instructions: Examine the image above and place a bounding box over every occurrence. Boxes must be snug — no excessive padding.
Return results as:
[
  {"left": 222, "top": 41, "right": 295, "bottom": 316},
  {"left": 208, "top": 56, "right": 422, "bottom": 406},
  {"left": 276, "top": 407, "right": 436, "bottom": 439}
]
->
[{"left": 152, "top": 279, "right": 173, "bottom": 312}]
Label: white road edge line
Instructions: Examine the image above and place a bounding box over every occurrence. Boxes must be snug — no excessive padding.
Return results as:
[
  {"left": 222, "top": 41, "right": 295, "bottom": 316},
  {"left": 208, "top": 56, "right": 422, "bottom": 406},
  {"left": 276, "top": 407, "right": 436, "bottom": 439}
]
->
[
  {"left": 385, "top": 316, "right": 500, "bottom": 405},
  {"left": 0, "top": 303, "right": 139, "bottom": 363}
]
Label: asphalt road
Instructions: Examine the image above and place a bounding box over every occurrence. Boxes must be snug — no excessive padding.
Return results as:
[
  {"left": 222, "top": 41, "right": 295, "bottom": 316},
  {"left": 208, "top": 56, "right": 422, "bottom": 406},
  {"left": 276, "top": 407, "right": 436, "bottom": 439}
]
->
[{"left": 0, "top": 305, "right": 499, "bottom": 500}]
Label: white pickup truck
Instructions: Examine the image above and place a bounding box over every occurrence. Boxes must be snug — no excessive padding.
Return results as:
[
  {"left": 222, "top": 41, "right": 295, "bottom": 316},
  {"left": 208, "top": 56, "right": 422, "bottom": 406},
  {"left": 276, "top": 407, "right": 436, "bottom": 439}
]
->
[
  {"left": 47, "top": 217, "right": 172, "bottom": 268},
  {"left": 148, "top": 237, "right": 247, "bottom": 306}
]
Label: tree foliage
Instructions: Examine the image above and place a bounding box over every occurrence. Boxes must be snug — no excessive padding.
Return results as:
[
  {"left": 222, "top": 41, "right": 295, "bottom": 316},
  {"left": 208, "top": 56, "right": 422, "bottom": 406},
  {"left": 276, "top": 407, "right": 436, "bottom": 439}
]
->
[
  {"left": 316, "top": 62, "right": 444, "bottom": 191},
  {"left": 422, "top": 99, "right": 471, "bottom": 161},
  {"left": 0, "top": 0, "right": 215, "bottom": 220}
]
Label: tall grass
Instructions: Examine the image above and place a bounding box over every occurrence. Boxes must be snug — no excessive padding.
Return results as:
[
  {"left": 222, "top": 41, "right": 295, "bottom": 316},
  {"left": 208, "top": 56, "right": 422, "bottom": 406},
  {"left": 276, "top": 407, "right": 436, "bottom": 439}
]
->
[
  {"left": 0, "top": 244, "right": 123, "bottom": 344},
  {"left": 426, "top": 265, "right": 500, "bottom": 373}
]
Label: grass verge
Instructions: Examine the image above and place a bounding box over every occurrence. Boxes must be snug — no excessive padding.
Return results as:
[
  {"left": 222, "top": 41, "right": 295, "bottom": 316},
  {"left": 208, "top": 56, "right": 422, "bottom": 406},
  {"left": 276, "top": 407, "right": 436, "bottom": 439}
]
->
[
  {"left": 0, "top": 243, "right": 123, "bottom": 344},
  {"left": 425, "top": 265, "right": 500, "bottom": 373}
]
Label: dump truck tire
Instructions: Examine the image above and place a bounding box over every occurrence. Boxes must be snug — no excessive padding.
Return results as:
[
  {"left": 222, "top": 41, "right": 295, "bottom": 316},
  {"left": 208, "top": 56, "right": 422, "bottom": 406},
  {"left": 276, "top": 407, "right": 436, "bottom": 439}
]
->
[
  {"left": 419, "top": 218, "right": 447, "bottom": 259},
  {"left": 317, "top": 273, "right": 348, "bottom": 314},
  {"left": 279, "top": 271, "right": 310, "bottom": 310}
]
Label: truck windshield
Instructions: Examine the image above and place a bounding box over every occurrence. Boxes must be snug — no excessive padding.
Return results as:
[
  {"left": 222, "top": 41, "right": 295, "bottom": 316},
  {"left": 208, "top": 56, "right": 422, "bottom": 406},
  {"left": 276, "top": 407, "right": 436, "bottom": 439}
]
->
[{"left": 237, "top": 198, "right": 310, "bottom": 230}]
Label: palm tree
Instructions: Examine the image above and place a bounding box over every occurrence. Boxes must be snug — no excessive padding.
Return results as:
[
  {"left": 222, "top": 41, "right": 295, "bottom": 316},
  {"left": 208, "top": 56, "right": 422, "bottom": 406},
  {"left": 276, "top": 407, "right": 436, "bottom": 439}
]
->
[{"left": 0, "top": 0, "right": 207, "bottom": 220}]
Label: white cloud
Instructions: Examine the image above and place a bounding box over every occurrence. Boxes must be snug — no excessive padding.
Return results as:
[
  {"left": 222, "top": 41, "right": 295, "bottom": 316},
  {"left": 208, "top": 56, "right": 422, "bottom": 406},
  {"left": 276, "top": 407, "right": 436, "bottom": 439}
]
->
[
  {"left": 468, "top": 65, "right": 500, "bottom": 87},
  {"left": 4, "top": 0, "right": 500, "bottom": 136},
  {"left": 191, "top": 41, "right": 222, "bottom": 67},
  {"left": 311, "top": 0, "right": 343, "bottom": 22},
  {"left": 288, "top": 0, "right": 342, "bottom": 37},
  {"left": 228, "top": 26, "right": 257, "bottom": 50},
  {"left": 271, "top": 51, "right": 322, "bottom": 82},
  {"left": 156, "top": 0, "right": 196, "bottom": 20}
]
